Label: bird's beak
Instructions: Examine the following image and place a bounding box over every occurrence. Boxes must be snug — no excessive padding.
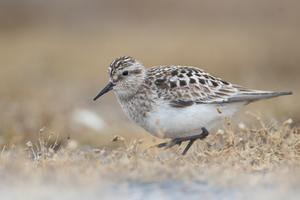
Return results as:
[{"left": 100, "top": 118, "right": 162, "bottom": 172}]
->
[{"left": 93, "top": 82, "right": 115, "bottom": 101}]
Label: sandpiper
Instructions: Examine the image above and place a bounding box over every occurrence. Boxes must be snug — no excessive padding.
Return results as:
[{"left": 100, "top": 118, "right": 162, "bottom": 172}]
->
[{"left": 93, "top": 56, "right": 292, "bottom": 155}]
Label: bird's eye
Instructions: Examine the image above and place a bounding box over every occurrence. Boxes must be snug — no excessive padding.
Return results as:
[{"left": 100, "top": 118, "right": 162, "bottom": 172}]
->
[{"left": 122, "top": 71, "right": 129, "bottom": 76}]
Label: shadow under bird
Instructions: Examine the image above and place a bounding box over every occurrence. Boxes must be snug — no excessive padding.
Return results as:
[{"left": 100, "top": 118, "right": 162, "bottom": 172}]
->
[{"left": 93, "top": 56, "right": 292, "bottom": 155}]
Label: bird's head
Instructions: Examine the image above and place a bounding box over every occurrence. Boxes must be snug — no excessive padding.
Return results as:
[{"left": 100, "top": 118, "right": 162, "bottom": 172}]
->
[{"left": 93, "top": 56, "right": 146, "bottom": 101}]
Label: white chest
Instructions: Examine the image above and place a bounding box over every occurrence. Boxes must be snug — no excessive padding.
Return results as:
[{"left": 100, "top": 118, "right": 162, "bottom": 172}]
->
[{"left": 144, "top": 102, "right": 243, "bottom": 139}]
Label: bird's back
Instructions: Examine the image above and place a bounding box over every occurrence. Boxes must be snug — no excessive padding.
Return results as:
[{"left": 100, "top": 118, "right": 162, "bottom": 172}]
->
[{"left": 143, "top": 65, "right": 292, "bottom": 107}]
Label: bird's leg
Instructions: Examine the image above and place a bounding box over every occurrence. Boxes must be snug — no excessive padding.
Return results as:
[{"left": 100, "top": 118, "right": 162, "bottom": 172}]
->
[
  {"left": 181, "top": 127, "right": 209, "bottom": 155},
  {"left": 182, "top": 139, "right": 195, "bottom": 155},
  {"left": 156, "top": 127, "right": 209, "bottom": 155}
]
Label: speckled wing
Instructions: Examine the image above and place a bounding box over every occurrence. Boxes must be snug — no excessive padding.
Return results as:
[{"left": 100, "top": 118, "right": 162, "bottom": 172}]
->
[{"left": 145, "top": 66, "right": 292, "bottom": 107}]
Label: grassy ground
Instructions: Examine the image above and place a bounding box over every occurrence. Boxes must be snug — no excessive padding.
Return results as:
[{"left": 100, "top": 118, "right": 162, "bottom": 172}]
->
[{"left": 0, "top": 118, "right": 300, "bottom": 199}]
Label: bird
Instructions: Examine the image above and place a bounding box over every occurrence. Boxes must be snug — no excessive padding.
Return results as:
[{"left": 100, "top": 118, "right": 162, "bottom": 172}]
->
[{"left": 93, "top": 56, "right": 292, "bottom": 155}]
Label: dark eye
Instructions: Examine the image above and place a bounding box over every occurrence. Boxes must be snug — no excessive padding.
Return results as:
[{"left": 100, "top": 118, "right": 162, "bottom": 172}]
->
[{"left": 122, "top": 71, "right": 129, "bottom": 76}]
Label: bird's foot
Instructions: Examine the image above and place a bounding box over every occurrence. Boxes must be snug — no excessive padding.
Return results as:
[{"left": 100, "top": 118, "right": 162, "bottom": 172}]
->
[
  {"left": 156, "top": 127, "right": 209, "bottom": 155},
  {"left": 156, "top": 138, "right": 183, "bottom": 149}
]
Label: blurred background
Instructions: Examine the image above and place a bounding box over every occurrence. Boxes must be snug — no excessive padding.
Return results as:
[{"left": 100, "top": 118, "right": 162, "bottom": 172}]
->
[{"left": 0, "top": 0, "right": 299, "bottom": 147}]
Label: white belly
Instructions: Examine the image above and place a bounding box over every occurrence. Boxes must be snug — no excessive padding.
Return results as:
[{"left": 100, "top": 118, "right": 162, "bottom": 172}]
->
[{"left": 145, "top": 102, "right": 243, "bottom": 139}]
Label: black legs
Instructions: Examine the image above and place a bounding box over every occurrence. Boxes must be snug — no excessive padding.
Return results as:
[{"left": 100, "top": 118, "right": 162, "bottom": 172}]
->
[
  {"left": 181, "top": 139, "right": 195, "bottom": 155},
  {"left": 157, "top": 127, "right": 209, "bottom": 155}
]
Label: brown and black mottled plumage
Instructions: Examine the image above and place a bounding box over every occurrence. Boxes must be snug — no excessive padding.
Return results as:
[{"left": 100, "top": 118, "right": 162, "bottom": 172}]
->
[{"left": 142, "top": 65, "right": 292, "bottom": 107}]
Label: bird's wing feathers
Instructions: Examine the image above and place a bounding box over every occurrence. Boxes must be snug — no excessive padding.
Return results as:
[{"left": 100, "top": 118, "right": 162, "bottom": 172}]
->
[{"left": 146, "top": 66, "right": 292, "bottom": 107}]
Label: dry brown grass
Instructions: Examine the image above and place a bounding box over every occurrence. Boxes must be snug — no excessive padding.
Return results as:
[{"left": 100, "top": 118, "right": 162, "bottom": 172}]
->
[
  {"left": 0, "top": 118, "right": 300, "bottom": 199},
  {"left": 1, "top": 117, "right": 299, "bottom": 181}
]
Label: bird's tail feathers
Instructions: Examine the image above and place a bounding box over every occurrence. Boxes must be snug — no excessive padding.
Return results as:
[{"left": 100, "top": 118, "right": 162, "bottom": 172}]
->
[{"left": 228, "top": 86, "right": 293, "bottom": 103}]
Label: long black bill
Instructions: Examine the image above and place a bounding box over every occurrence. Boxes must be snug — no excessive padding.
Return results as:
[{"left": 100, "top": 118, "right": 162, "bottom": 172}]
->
[{"left": 93, "top": 82, "right": 115, "bottom": 101}]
